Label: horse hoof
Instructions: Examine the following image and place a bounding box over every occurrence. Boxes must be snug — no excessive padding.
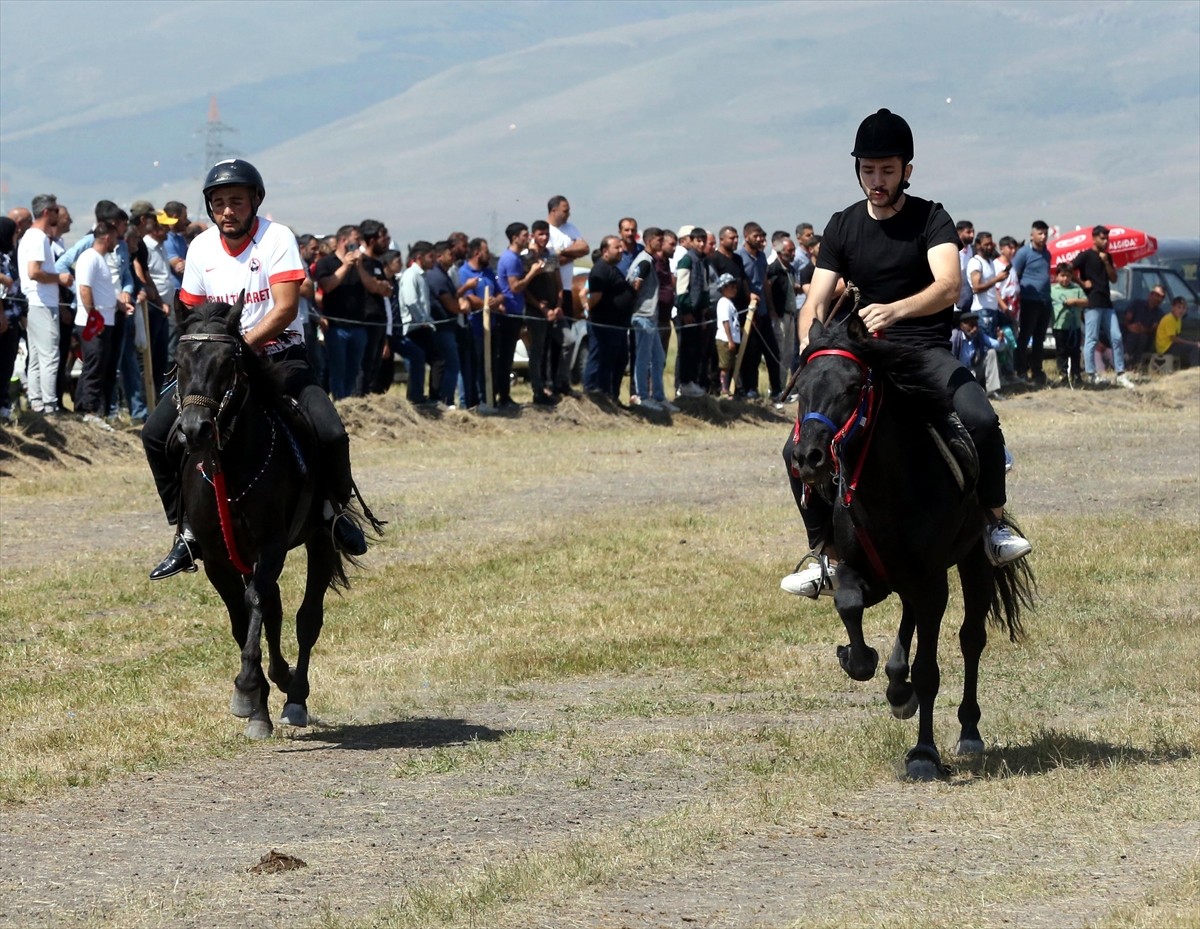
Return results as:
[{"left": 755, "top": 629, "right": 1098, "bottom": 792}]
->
[
  {"left": 244, "top": 718, "right": 273, "bottom": 740},
  {"left": 905, "top": 757, "right": 943, "bottom": 782},
  {"left": 955, "top": 737, "right": 985, "bottom": 755},
  {"left": 890, "top": 693, "right": 919, "bottom": 720},
  {"left": 280, "top": 703, "right": 309, "bottom": 727},
  {"left": 231, "top": 687, "right": 257, "bottom": 718},
  {"left": 837, "top": 644, "right": 879, "bottom": 682},
  {"left": 904, "top": 745, "right": 948, "bottom": 782}
]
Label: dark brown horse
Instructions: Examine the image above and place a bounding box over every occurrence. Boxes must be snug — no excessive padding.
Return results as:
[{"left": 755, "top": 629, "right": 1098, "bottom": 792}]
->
[
  {"left": 789, "top": 313, "right": 1035, "bottom": 779},
  {"left": 173, "top": 296, "right": 368, "bottom": 738}
]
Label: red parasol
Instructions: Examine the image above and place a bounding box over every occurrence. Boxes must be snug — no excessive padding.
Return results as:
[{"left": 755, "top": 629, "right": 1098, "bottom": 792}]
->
[{"left": 1048, "top": 226, "right": 1158, "bottom": 269}]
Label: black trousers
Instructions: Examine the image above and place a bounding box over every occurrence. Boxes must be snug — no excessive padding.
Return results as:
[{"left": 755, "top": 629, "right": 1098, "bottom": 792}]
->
[
  {"left": 740, "top": 312, "right": 783, "bottom": 396},
  {"left": 142, "top": 347, "right": 352, "bottom": 527},
  {"left": 74, "top": 324, "right": 119, "bottom": 415},
  {"left": 783, "top": 347, "right": 1009, "bottom": 550},
  {"left": 1014, "top": 298, "right": 1050, "bottom": 379}
]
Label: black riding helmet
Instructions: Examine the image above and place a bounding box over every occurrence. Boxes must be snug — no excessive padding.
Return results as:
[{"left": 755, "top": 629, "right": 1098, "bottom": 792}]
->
[
  {"left": 851, "top": 108, "right": 913, "bottom": 200},
  {"left": 202, "top": 158, "right": 266, "bottom": 224}
]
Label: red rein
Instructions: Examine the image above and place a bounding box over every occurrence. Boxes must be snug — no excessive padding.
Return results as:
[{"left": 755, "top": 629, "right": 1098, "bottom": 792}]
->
[{"left": 209, "top": 456, "right": 254, "bottom": 576}]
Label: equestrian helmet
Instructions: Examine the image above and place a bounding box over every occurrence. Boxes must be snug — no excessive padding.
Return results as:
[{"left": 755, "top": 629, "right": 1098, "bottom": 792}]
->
[
  {"left": 202, "top": 159, "right": 266, "bottom": 221},
  {"left": 851, "top": 108, "right": 914, "bottom": 162}
]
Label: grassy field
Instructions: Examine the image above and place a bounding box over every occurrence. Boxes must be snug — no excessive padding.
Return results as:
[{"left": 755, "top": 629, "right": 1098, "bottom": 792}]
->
[{"left": 0, "top": 373, "right": 1198, "bottom": 928}]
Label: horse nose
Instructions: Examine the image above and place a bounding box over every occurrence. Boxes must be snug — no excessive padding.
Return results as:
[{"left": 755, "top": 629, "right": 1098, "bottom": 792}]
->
[
  {"left": 182, "top": 417, "right": 214, "bottom": 449},
  {"left": 804, "top": 446, "right": 826, "bottom": 471}
]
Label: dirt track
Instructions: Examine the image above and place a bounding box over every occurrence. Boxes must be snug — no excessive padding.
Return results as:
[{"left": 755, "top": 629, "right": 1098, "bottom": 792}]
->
[{"left": 1, "top": 375, "right": 1197, "bottom": 928}]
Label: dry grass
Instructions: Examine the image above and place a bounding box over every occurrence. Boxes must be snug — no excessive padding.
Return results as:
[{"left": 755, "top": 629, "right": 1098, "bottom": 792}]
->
[{"left": 0, "top": 369, "right": 1197, "bottom": 928}]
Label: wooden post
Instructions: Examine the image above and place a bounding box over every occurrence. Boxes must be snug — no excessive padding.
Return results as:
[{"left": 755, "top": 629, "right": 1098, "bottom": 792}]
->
[
  {"left": 731, "top": 301, "right": 757, "bottom": 396},
  {"left": 482, "top": 287, "right": 494, "bottom": 409},
  {"left": 139, "top": 296, "right": 156, "bottom": 413}
]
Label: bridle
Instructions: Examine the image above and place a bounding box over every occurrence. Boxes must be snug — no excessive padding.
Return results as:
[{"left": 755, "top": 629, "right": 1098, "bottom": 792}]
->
[
  {"left": 175, "top": 332, "right": 249, "bottom": 451},
  {"left": 797, "top": 346, "right": 889, "bottom": 582},
  {"left": 800, "top": 348, "right": 879, "bottom": 491}
]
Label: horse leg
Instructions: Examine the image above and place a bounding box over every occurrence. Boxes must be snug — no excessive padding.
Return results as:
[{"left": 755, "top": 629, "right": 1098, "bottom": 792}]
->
[
  {"left": 833, "top": 564, "right": 878, "bottom": 681},
  {"left": 202, "top": 561, "right": 258, "bottom": 720},
  {"left": 236, "top": 551, "right": 285, "bottom": 740},
  {"left": 280, "top": 537, "right": 335, "bottom": 728},
  {"left": 262, "top": 552, "right": 293, "bottom": 696},
  {"left": 904, "top": 577, "right": 950, "bottom": 781},
  {"left": 955, "top": 543, "right": 992, "bottom": 755},
  {"left": 885, "top": 609, "right": 919, "bottom": 719}
]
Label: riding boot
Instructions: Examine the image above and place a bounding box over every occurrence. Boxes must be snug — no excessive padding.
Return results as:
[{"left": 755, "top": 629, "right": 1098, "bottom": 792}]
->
[{"left": 150, "top": 524, "right": 202, "bottom": 580}]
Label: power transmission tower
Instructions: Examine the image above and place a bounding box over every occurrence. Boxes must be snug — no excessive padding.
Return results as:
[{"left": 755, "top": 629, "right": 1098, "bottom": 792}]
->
[{"left": 201, "top": 95, "right": 237, "bottom": 171}]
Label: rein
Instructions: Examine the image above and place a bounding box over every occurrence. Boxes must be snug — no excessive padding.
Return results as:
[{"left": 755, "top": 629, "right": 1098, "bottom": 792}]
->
[
  {"left": 177, "top": 331, "right": 257, "bottom": 576},
  {"left": 798, "top": 347, "right": 889, "bottom": 583}
]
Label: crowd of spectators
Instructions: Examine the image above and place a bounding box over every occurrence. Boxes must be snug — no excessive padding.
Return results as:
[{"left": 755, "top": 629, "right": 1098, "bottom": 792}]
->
[{"left": 1, "top": 196, "right": 1193, "bottom": 428}]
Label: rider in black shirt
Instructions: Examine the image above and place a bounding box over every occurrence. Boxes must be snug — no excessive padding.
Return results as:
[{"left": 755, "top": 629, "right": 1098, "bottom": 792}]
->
[{"left": 781, "top": 108, "right": 1032, "bottom": 598}]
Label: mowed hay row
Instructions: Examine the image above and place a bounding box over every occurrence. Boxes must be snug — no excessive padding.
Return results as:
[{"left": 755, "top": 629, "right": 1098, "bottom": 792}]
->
[{"left": 0, "top": 371, "right": 1197, "bottom": 928}]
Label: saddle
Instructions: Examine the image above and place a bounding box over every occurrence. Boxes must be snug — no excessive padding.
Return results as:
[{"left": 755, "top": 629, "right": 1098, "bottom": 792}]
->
[{"left": 926, "top": 412, "right": 979, "bottom": 497}]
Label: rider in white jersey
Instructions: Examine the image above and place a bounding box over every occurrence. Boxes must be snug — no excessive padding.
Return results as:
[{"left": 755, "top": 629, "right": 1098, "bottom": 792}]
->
[{"left": 142, "top": 159, "right": 368, "bottom": 579}]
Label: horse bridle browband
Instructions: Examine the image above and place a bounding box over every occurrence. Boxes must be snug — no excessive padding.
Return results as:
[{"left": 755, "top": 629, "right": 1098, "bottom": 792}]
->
[
  {"left": 801, "top": 349, "right": 872, "bottom": 442},
  {"left": 175, "top": 332, "right": 249, "bottom": 450}
]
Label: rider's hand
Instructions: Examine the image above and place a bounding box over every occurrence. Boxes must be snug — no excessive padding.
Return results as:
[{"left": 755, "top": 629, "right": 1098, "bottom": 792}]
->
[{"left": 858, "top": 302, "right": 899, "bottom": 334}]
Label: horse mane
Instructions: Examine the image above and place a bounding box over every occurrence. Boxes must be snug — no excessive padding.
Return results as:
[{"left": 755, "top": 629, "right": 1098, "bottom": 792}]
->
[{"left": 807, "top": 316, "right": 955, "bottom": 419}]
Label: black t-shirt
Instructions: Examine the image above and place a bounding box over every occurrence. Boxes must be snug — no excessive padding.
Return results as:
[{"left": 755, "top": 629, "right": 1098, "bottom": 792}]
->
[
  {"left": 360, "top": 255, "right": 388, "bottom": 324},
  {"left": 818, "top": 196, "right": 959, "bottom": 349},
  {"left": 767, "top": 258, "right": 793, "bottom": 314},
  {"left": 1071, "top": 249, "right": 1112, "bottom": 308},
  {"left": 587, "top": 259, "right": 635, "bottom": 326},
  {"left": 425, "top": 264, "right": 455, "bottom": 321},
  {"left": 315, "top": 254, "right": 366, "bottom": 325},
  {"left": 707, "top": 250, "right": 749, "bottom": 310}
]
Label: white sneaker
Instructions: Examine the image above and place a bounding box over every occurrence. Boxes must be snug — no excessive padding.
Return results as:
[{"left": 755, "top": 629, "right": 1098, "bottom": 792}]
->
[
  {"left": 1115, "top": 372, "right": 1136, "bottom": 390},
  {"left": 781, "top": 554, "right": 838, "bottom": 599},
  {"left": 83, "top": 413, "right": 115, "bottom": 432},
  {"left": 985, "top": 522, "right": 1032, "bottom": 566}
]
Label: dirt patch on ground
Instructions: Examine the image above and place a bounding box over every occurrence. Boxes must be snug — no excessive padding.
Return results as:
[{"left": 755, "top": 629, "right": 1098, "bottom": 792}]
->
[{"left": 1, "top": 371, "right": 1197, "bottom": 928}]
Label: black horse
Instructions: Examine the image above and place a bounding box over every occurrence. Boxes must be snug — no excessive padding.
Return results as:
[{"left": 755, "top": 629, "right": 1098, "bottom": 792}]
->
[
  {"left": 173, "top": 296, "right": 370, "bottom": 739},
  {"left": 789, "top": 313, "right": 1035, "bottom": 780}
]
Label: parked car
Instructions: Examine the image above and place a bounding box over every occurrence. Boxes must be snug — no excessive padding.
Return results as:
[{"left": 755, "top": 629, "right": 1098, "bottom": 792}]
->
[{"left": 1135, "top": 237, "right": 1199, "bottom": 294}]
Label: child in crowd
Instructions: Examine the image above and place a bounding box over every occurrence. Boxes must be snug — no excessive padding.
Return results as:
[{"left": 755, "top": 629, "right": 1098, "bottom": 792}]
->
[
  {"left": 1050, "top": 262, "right": 1087, "bottom": 384},
  {"left": 713, "top": 273, "right": 743, "bottom": 397}
]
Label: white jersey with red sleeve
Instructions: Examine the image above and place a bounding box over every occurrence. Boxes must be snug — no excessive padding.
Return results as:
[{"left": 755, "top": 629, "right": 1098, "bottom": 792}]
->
[{"left": 179, "top": 218, "right": 306, "bottom": 342}]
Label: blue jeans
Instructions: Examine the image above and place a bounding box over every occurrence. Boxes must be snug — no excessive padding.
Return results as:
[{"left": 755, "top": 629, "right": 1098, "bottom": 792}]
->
[
  {"left": 631, "top": 315, "right": 666, "bottom": 402},
  {"left": 111, "top": 310, "right": 147, "bottom": 420},
  {"left": 1082, "top": 307, "right": 1125, "bottom": 375},
  {"left": 390, "top": 333, "right": 427, "bottom": 403},
  {"left": 326, "top": 323, "right": 369, "bottom": 400}
]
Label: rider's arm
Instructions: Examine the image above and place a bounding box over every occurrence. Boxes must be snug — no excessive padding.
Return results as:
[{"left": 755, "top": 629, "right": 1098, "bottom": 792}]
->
[
  {"left": 797, "top": 266, "right": 841, "bottom": 352},
  {"left": 243, "top": 279, "right": 300, "bottom": 352},
  {"left": 858, "top": 242, "right": 960, "bottom": 334}
]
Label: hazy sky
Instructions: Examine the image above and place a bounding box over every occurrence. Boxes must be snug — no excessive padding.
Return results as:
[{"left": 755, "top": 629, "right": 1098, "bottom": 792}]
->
[{"left": 2, "top": 0, "right": 1197, "bottom": 245}]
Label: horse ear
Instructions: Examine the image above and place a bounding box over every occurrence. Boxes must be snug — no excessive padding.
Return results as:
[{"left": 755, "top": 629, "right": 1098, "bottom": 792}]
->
[
  {"left": 227, "top": 290, "right": 246, "bottom": 337},
  {"left": 846, "top": 310, "right": 869, "bottom": 342},
  {"left": 806, "top": 318, "right": 825, "bottom": 345},
  {"left": 172, "top": 291, "right": 187, "bottom": 330}
]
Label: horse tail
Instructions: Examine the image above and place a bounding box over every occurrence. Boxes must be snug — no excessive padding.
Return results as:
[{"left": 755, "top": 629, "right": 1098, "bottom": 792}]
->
[
  {"left": 987, "top": 511, "right": 1037, "bottom": 643},
  {"left": 326, "top": 485, "right": 387, "bottom": 593}
]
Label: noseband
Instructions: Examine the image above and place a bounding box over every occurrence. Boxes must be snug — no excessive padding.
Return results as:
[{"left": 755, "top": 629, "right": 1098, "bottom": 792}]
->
[{"left": 175, "top": 332, "right": 248, "bottom": 451}]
